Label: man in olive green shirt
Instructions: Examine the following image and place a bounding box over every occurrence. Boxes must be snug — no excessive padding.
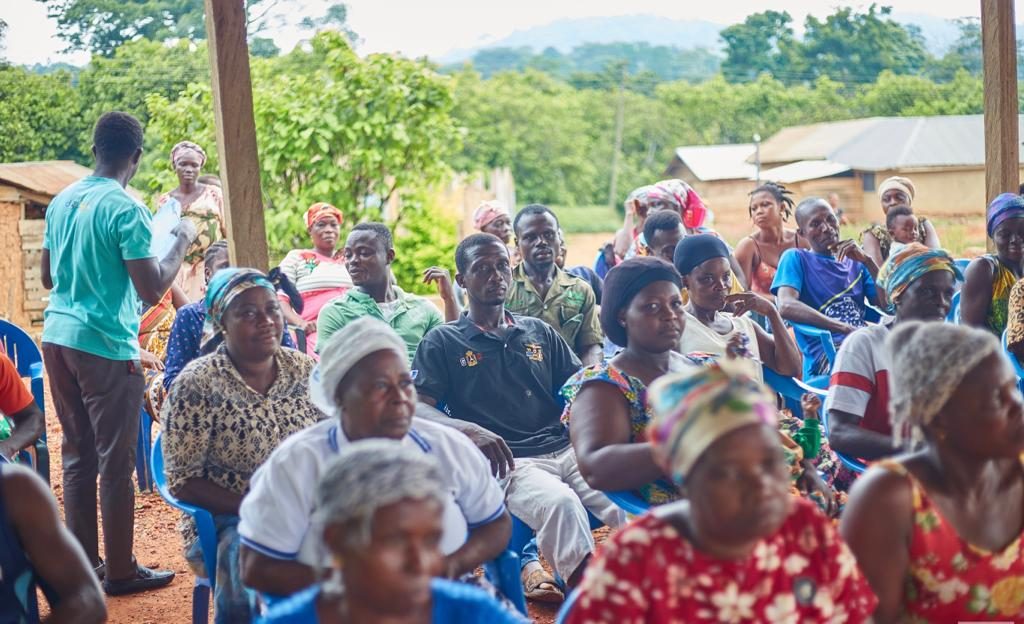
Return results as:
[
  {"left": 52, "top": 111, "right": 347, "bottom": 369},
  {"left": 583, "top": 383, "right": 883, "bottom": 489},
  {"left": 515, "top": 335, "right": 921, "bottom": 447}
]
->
[
  {"left": 316, "top": 223, "right": 456, "bottom": 362},
  {"left": 506, "top": 204, "right": 604, "bottom": 366}
]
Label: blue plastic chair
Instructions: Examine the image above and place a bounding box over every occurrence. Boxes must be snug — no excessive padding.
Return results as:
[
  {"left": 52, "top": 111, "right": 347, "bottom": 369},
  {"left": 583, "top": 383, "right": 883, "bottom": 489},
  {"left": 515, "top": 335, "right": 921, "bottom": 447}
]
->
[
  {"left": 955, "top": 258, "right": 971, "bottom": 274},
  {"left": 152, "top": 433, "right": 216, "bottom": 624},
  {"left": 789, "top": 323, "right": 835, "bottom": 389},
  {"left": 1002, "top": 329, "right": 1024, "bottom": 394},
  {"left": 0, "top": 319, "right": 49, "bottom": 485},
  {"left": 136, "top": 408, "right": 154, "bottom": 491},
  {"left": 946, "top": 291, "right": 961, "bottom": 324},
  {"left": 556, "top": 588, "right": 581, "bottom": 623},
  {"left": 763, "top": 368, "right": 827, "bottom": 416},
  {"left": 604, "top": 490, "right": 649, "bottom": 516},
  {"left": 482, "top": 549, "right": 528, "bottom": 616}
]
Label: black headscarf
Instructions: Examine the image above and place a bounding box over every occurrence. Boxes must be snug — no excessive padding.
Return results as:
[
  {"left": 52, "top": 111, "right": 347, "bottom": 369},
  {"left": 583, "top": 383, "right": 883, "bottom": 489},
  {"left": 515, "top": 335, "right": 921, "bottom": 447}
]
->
[
  {"left": 672, "top": 234, "right": 730, "bottom": 276},
  {"left": 600, "top": 257, "right": 681, "bottom": 348}
]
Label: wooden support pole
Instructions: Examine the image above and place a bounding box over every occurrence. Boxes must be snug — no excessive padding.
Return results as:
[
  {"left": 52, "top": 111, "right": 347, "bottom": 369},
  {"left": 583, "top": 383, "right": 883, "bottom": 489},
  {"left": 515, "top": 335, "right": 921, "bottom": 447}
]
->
[
  {"left": 981, "top": 0, "right": 1020, "bottom": 236},
  {"left": 204, "top": 0, "right": 269, "bottom": 270}
]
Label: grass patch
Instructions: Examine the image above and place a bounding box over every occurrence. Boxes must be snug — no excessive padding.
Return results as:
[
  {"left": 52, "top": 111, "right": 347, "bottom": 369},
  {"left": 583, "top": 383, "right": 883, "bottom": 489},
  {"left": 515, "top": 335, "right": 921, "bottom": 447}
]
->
[{"left": 549, "top": 204, "right": 622, "bottom": 234}]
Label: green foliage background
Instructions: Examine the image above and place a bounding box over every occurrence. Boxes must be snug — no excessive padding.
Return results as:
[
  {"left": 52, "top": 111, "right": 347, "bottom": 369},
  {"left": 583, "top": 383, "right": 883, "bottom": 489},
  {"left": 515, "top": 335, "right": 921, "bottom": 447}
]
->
[{"left": 0, "top": 4, "right": 1014, "bottom": 288}]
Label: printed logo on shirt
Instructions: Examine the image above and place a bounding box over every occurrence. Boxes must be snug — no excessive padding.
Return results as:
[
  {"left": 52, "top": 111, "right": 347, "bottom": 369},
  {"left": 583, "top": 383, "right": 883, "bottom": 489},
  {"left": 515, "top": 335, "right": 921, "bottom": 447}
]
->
[
  {"left": 459, "top": 351, "right": 483, "bottom": 367},
  {"left": 563, "top": 289, "right": 585, "bottom": 308},
  {"left": 525, "top": 342, "right": 544, "bottom": 362}
]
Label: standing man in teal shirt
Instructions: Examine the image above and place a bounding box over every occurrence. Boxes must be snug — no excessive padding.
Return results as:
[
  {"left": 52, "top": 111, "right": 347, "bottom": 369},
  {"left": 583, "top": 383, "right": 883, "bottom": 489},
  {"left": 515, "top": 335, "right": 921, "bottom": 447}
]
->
[{"left": 41, "top": 111, "right": 197, "bottom": 596}]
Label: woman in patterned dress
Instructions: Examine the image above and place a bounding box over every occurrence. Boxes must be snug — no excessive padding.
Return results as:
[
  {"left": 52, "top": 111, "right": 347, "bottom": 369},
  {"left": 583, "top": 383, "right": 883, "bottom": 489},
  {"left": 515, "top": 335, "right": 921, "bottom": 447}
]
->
[
  {"left": 567, "top": 360, "right": 877, "bottom": 623},
  {"left": 277, "top": 203, "right": 352, "bottom": 356},
  {"left": 161, "top": 268, "right": 323, "bottom": 623},
  {"left": 561, "top": 257, "right": 693, "bottom": 506},
  {"left": 156, "top": 141, "right": 227, "bottom": 302},
  {"left": 962, "top": 193, "right": 1024, "bottom": 337},
  {"left": 860, "top": 176, "right": 941, "bottom": 267},
  {"left": 841, "top": 321, "right": 1024, "bottom": 623}
]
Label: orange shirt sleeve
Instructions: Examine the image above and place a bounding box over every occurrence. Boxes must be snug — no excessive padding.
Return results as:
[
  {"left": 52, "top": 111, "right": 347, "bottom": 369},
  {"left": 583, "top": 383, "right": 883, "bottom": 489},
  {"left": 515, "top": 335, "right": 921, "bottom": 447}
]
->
[{"left": 0, "top": 354, "right": 34, "bottom": 416}]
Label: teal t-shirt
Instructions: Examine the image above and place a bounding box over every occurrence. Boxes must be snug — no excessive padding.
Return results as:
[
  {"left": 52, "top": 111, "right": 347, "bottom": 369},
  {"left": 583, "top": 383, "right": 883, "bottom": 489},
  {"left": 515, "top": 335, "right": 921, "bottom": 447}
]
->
[{"left": 42, "top": 176, "right": 155, "bottom": 360}]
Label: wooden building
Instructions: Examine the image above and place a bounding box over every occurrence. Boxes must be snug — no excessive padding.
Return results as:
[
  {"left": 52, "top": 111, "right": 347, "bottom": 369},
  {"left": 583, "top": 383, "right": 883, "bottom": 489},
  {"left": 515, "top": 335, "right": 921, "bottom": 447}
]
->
[
  {"left": 0, "top": 161, "right": 92, "bottom": 330},
  {"left": 665, "top": 115, "right": 1024, "bottom": 225}
]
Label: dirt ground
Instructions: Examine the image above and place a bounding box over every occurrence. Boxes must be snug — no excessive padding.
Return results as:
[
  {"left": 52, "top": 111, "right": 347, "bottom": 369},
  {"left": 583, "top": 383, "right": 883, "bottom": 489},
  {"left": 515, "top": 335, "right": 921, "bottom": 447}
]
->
[{"left": 36, "top": 381, "right": 579, "bottom": 623}]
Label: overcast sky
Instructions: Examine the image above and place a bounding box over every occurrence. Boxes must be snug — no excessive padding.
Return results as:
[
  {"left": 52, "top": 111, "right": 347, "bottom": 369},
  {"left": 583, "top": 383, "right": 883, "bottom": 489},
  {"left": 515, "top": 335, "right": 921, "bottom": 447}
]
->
[{"left": 1, "top": 0, "right": 1013, "bottom": 66}]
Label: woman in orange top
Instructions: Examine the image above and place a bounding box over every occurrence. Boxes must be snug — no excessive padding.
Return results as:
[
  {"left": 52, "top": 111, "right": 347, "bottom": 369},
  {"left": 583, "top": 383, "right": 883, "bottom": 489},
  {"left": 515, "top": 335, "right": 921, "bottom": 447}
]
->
[{"left": 734, "top": 182, "right": 808, "bottom": 301}]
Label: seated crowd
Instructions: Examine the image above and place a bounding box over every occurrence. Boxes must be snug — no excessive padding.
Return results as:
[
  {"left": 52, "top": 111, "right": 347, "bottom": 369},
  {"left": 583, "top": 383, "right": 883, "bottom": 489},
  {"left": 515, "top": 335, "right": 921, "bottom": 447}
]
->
[{"left": 6, "top": 109, "right": 1024, "bottom": 624}]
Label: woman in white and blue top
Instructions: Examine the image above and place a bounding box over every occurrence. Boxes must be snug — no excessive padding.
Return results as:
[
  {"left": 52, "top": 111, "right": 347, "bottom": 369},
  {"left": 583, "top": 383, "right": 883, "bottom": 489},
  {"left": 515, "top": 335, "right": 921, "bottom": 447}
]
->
[{"left": 238, "top": 317, "right": 511, "bottom": 598}]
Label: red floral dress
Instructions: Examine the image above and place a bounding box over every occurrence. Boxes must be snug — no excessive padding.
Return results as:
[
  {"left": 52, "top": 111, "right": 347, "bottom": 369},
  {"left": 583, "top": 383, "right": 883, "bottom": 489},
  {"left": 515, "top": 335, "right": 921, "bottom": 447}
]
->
[
  {"left": 879, "top": 461, "right": 1024, "bottom": 621},
  {"left": 567, "top": 498, "right": 876, "bottom": 623}
]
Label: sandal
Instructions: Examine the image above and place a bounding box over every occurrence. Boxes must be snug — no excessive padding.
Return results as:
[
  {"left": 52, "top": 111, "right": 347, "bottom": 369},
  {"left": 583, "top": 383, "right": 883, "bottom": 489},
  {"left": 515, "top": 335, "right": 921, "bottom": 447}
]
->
[{"left": 522, "top": 567, "right": 564, "bottom": 603}]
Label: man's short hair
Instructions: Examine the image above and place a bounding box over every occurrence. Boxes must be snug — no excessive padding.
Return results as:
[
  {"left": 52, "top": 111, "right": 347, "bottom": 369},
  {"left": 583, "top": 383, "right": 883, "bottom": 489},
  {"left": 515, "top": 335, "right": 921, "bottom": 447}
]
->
[
  {"left": 350, "top": 222, "right": 393, "bottom": 250},
  {"left": 513, "top": 204, "right": 559, "bottom": 236},
  {"left": 455, "top": 233, "right": 505, "bottom": 273},
  {"left": 93, "top": 112, "right": 144, "bottom": 162},
  {"left": 643, "top": 210, "right": 682, "bottom": 246}
]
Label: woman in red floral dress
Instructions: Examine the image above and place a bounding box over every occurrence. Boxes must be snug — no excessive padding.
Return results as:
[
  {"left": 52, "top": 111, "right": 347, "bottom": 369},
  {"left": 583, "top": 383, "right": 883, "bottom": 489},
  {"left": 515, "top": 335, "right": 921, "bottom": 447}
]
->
[
  {"left": 841, "top": 321, "right": 1024, "bottom": 622},
  {"left": 567, "top": 360, "right": 877, "bottom": 623}
]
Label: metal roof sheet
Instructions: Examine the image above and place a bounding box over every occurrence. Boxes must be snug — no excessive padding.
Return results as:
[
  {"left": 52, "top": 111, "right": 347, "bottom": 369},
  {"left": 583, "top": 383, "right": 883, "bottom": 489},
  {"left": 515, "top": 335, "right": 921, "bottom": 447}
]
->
[
  {"left": 0, "top": 161, "right": 93, "bottom": 197},
  {"left": 673, "top": 143, "right": 757, "bottom": 181},
  {"left": 757, "top": 160, "right": 852, "bottom": 183}
]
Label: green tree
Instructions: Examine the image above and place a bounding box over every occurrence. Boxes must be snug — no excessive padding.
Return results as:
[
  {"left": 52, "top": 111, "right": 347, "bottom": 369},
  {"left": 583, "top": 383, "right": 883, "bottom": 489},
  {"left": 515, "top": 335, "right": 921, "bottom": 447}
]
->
[
  {"left": 449, "top": 68, "right": 600, "bottom": 205},
  {"left": 720, "top": 10, "right": 801, "bottom": 83},
  {"left": 37, "top": 0, "right": 299, "bottom": 56},
  {"left": 0, "top": 66, "right": 87, "bottom": 161},
  {"left": 800, "top": 5, "right": 929, "bottom": 84},
  {"left": 142, "top": 31, "right": 459, "bottom": 265}
]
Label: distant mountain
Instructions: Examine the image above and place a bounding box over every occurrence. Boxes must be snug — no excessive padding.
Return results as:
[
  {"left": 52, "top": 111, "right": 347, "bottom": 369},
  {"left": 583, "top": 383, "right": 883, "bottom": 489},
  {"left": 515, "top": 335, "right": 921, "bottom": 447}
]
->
[
  {"left": 438, "top": 12, "right": 983, "bottom": 66},
  {"left": 440, "top": 15, "right": 724, "bottom": 64}
]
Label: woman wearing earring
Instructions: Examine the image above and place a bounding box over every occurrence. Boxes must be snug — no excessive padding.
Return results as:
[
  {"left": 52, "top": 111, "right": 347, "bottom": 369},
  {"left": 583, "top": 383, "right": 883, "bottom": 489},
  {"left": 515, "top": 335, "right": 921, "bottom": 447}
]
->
[{"left": 734, "top": 182, "right": 809, "bottom": 302}]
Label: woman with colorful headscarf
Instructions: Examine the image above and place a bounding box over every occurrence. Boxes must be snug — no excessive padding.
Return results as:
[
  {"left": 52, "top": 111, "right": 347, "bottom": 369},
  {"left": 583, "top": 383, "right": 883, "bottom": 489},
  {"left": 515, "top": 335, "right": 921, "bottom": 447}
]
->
[
  {"left": 473, "top": 200, "right": 519, "bottom": 265},
  {"left": 277, "top": 202, "right": 352, "bottom": 356},
  {"left": 841, "top": 321, "right": 1024, "bottom": 623},
  {"left": 155, "top": 140, "right": 227, "bottom": 301},
  {"left": 961, "top": 192, "right": 1024, "bottom": 336},
  {"left": 826, "top": 243, "right": 961, "bottom": 476},
  {"left": 161, "top": 268, "right": 322, "bottom": 623},
  {"left": 566, "top": 360, "right": 877, "bottom": 623},
  {"left": 860, "top": 175, "right": 941, "bottom": 266}
]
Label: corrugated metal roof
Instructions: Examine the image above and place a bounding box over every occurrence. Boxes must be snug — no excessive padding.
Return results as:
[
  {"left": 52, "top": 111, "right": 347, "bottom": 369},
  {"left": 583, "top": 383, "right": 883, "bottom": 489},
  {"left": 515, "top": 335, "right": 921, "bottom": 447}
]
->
[
  {"left": 0, "top": 161, "right": 93, "bottom": 197},
  {"left": 673, "top": 143, "right": 757, "bottom": 181},
  {"left": 757, "top": 160, "right": 852, "bottom": 183},
  {"left": 756, "top": 115, "right": 1024, "bottom": 171}
]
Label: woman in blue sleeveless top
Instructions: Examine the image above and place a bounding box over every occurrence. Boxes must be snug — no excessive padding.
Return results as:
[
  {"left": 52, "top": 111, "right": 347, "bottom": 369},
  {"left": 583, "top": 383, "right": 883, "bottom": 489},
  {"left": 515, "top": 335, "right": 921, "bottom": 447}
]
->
[
  {"left": 0, "top": 462, "right": 105, "bottom": 623},
  {"left": 258, "top": 441, "right": 525, "bottom": 624}
]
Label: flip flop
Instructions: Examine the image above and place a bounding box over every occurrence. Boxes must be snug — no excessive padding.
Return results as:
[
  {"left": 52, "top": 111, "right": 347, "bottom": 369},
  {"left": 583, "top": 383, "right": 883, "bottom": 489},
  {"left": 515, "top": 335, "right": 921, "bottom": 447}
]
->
[{"left": 522, "top": 567, "right": 564, "bottom": 603}]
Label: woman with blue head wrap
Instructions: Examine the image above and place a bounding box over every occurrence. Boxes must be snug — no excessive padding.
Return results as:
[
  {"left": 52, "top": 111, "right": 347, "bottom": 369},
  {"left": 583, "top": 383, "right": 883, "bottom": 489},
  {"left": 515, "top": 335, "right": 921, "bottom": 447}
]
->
[{"left": 961, "top": 193, "right": 1024, "bottom": 336}]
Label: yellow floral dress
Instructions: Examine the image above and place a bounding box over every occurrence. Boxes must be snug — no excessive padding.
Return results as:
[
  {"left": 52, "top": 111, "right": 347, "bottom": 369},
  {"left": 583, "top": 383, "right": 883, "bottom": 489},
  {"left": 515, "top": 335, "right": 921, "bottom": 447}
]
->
[
  {"left": 156, "top": 185, "right": 226, "bottom": 302},
  {"left": 879, "top": 460, "right": 1024, "bottom": 621}
]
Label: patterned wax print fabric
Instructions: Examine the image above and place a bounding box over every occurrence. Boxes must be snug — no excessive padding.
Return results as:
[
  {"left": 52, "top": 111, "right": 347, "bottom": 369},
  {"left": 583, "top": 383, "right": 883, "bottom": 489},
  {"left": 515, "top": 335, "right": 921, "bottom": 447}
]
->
[
  {"left": 566, "top": 497, "right": 877, "bottom": 623},
  {"left": 160, "top": 345, "right": 322, "bottom": 548},
  {"left": 156, "top": 184, "right": 226, "bottom": 301},
  {"left": 981, "top": 254, "right": 1017, "bottom": 338},
  {"left": 560, "top": 360, "right": 686, "bottom": 505},
  {"left": 879, "top": 460, "right": 1024, "bottom": 621}
]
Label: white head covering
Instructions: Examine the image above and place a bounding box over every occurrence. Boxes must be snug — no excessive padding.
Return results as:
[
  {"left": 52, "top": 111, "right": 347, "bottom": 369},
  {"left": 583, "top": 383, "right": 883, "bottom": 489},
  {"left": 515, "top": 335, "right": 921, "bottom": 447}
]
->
[{"left": 309, "top": 317, "right": 409, "bottom": 417}]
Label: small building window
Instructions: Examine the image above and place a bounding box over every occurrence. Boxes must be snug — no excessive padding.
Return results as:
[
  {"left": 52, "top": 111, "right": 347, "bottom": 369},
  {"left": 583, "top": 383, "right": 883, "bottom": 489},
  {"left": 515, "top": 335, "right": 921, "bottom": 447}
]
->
[{"left": 862, "top": 173, "right": 876, "bottom": 192}]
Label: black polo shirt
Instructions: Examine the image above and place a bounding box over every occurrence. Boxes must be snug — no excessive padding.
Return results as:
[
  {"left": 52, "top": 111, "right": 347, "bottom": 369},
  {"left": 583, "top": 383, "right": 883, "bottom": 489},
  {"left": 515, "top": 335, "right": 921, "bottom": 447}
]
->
[{"left": 412, "top": 312, "right": 582, "bottom": 458}]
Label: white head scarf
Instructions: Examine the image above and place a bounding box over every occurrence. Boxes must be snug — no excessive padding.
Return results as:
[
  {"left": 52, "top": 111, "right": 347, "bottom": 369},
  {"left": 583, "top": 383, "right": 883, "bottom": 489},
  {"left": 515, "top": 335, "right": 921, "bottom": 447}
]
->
[{"left": 309, "top": 317, "right": 410, "bottom": 417}]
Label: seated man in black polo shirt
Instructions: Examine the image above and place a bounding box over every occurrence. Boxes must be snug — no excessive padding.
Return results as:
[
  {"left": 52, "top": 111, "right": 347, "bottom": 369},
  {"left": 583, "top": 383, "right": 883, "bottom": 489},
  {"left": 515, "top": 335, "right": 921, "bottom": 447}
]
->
[{"left": 413, "top": 233, "right": 624, "bottom": 591}]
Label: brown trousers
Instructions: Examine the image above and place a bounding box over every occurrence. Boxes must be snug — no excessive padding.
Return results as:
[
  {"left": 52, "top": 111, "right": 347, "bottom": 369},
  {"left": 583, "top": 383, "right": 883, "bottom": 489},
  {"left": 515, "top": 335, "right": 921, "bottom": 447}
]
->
[{"left": 43, "top": 343, "right": 143, "bottom": 579}]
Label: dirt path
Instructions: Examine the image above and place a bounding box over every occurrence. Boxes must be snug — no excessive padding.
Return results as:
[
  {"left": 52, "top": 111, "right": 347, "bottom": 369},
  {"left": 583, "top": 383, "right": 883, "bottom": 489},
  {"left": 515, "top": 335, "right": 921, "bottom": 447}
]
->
[{"left": 38, "top": 383, "right": 567, "bottom": 623}]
